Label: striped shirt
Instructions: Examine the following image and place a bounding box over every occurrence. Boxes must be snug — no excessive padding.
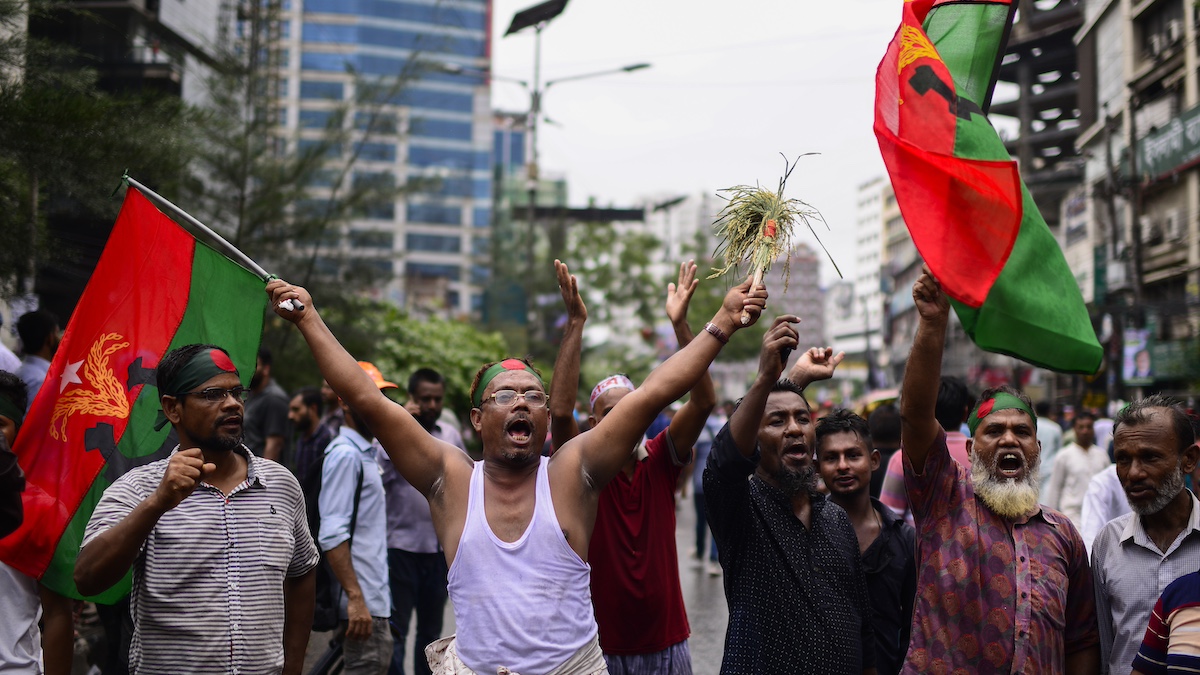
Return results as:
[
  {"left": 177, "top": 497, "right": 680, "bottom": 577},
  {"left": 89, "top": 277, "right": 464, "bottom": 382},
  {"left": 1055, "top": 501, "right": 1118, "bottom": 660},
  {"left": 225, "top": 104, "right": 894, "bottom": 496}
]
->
[
  {"left": 82, "top": 446, "right": 320, "bottom": 675},
  {"left": 1133, "top": 571, "right": 1200, "bottom": 674}
]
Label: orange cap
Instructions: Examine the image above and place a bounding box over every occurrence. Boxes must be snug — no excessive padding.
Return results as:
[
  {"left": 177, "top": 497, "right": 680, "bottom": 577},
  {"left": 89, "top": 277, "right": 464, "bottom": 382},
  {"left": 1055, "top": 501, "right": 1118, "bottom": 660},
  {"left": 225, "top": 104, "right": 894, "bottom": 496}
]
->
[{"left": 357, "top": 361, "right": 399, "bottom": 390}]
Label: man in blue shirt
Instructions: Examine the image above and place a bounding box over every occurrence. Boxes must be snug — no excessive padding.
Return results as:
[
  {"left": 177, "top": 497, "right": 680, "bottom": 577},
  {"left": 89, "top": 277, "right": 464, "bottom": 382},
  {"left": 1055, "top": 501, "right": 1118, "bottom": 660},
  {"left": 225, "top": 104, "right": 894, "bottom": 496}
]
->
[{"left": 320, "top": 361, "right": 393, "bottom": 675}]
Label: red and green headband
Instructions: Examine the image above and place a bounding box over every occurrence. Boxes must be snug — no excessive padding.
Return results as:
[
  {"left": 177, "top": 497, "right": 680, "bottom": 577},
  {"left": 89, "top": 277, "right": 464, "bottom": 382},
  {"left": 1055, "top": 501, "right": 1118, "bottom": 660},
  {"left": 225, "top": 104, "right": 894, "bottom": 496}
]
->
[
  {"left": 154, "top": 347, "right": 240, "bottom": 431},
  {"left": 967, "top": 392, "right": 1036, "bottom": 437},
  {"left": 473, "top": 359, "right": 544, "bottom": 408}
]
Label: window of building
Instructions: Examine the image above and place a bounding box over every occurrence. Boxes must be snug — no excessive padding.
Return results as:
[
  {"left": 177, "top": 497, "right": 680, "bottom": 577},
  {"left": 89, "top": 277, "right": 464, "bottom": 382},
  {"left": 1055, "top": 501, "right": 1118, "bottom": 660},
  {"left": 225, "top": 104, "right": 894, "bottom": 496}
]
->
[
  {"left": 302, "top": 52, "right": 353, "bottom": 72},
  {"left": 407, "top": 203, "right": 462, "bottom": 225},
  {"left": 354, "top": 171, "right": 396, "bottom": 190},
  {"left": 300, "top": 109, "right": 335, "bottom": 129},
  {"left": 472, "top": 236, "right": 489, "bottom": 256},
  {"left": 355, "top": 111, "right": 398, "bottom": 134},
  {"left": 411, "top": 118, "right": 473, "bottom": 141},
  {"left": 406, "top": 233, "right": 462, "bottom": 253},
  {"left": 355, "top": 142, "right": 396, "bottom": 162},
  {"left": 407, "top": 262, "right": 460, "bottom": 281},
  {"left": 300, "top": 80, "right": 344, "bottom": 100},
  {"left": 472, "top": 207, "right": 490, "bottom": 228},
  {"left": 350, "top": 230, "right": 394, "bottom": 249},
  {"left": 298, "top": 138, "right": 342, "bottom": 158}
]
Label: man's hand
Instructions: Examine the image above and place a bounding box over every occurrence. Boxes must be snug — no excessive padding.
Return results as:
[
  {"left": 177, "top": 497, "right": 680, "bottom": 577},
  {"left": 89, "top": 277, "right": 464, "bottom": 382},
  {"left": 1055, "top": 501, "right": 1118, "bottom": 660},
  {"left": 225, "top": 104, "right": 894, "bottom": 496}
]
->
[
  {"left": 266, "top": 279, "right": 315, "bottom": 325},
  {"left": 789, "top": 347, "right": 846, "bottom": 389},
  {"left": 913, "top": 266, "right": 949, "bottom": 323},
  {"left": 555, "top": 259, "right": 587, "bottom": 324},
  {"left": 344, "top": 595, "right": 372, "bottom": 641},
  {"left": 718, "top": 276, "right": 768, "bottom": 332},
  {"left": 151, "top": 449, "right": 214, "bottom": 511},
  {"left": 404, "top": 399, "right": 421, "bottom": 417},
  {"left": 666, "top": 260, "right": 699, "bottom": 327},
  {"left": 757, "top": 316, "right": 800, "bottom": 384}
]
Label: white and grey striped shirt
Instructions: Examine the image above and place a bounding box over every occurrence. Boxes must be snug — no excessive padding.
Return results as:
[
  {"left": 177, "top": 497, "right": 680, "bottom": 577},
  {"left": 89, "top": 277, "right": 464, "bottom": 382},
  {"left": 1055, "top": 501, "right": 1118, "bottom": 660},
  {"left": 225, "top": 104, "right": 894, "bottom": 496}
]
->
[{"left": 83, "top": 446, "right": 320, "bottom": 675}]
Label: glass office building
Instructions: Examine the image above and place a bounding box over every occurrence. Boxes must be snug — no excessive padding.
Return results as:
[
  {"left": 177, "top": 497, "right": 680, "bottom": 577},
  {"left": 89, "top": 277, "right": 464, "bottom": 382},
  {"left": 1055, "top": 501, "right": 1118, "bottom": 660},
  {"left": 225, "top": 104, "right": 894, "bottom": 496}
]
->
[{"left": 279, "top": 0, "right": 493, "bottom": 315}]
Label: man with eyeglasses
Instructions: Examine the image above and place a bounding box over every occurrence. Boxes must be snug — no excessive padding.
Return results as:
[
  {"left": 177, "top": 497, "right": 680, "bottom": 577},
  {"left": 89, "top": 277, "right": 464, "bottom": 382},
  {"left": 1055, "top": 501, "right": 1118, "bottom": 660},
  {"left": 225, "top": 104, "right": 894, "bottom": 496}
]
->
[
  {"left": 75, "top": 343, "right": 320, "bottom": 675},
  {"left": 265, "top": 264, "right": 765, "bottom": 675}
]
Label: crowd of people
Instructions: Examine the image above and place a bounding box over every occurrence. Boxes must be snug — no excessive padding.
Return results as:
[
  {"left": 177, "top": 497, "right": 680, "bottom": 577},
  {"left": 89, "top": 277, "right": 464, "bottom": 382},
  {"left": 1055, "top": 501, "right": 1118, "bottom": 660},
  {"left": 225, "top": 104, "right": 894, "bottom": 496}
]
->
[{"left": 0, "top": 261, "right": 1198, "bottom": 675}]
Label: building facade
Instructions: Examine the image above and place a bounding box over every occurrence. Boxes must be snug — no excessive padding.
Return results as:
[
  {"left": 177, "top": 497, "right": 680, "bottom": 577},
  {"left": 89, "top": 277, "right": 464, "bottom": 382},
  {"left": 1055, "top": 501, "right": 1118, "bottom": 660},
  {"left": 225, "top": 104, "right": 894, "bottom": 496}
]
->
[{"left": 279, "top": 0, "right": 494, "bottom": 316}]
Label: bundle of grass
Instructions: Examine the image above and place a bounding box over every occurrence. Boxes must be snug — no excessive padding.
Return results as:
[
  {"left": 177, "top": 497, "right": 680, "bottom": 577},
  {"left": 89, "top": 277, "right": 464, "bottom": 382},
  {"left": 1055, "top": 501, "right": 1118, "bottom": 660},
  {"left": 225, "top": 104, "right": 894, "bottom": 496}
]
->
[{"left": 708, "top": 154, "right": 840, "bottom": 324}]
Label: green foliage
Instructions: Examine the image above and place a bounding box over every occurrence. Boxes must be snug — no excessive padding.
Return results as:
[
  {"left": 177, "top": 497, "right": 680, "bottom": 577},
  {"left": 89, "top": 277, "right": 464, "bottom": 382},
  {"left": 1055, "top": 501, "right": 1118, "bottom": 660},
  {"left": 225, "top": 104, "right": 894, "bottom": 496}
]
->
[{"left": 0, "top": 0, "right": 196, "bottom": 297}]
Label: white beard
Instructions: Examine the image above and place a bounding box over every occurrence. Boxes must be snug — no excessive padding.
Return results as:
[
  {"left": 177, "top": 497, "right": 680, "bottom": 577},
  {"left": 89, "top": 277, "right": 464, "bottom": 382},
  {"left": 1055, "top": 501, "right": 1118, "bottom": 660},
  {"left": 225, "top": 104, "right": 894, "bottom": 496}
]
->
[{"left": 971, "top": 453, "right": 1041, "bottom": 520}]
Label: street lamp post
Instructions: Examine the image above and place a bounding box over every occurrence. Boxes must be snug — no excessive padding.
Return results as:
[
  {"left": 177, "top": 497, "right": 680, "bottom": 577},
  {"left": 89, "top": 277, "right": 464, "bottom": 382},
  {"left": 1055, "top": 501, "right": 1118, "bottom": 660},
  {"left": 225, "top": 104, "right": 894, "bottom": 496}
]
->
[{"left": 502, "top": 0, "right": 649, "bottom": 341}]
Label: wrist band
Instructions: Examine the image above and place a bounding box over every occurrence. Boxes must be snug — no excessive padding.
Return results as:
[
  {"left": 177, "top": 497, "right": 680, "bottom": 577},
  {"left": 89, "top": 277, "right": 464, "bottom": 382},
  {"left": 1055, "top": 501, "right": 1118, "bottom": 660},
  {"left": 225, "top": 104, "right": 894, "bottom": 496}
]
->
[{"left": 704, "top": 322, "right": 729, "bottom": 345}]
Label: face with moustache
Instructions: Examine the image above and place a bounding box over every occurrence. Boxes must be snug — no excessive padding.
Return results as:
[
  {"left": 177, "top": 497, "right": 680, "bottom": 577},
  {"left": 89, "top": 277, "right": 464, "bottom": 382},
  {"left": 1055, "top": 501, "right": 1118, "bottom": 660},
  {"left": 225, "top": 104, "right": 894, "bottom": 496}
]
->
[
  {"left": 967, "top": 409, "right": 1042, "bottom": 519},
  {"left": 470, "top": 370, "right": 549, "bottom": 465},
  {"left": 1114, "top": 410, "right": 1198, "bottom": 516},
  {"left": 165, "top": 372, "right": 245, "bottom": 454},
  {"left": 756, "top": 390, "right": 817, "bottom": 497}
]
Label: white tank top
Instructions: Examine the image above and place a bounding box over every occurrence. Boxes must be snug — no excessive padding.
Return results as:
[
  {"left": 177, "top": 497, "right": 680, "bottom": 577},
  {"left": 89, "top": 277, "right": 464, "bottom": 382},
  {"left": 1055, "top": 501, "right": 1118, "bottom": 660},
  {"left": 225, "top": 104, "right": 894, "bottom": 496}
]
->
[{"left": 448, "top": 457, "right": 597, "bottom": 674}]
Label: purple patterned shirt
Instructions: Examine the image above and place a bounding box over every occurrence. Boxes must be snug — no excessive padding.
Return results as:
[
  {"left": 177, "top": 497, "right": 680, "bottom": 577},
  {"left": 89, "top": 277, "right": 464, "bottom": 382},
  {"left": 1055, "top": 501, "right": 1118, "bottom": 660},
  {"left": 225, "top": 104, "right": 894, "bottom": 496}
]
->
[{"left": 903, "top": 430, "right": 1099, "bottom": 674}]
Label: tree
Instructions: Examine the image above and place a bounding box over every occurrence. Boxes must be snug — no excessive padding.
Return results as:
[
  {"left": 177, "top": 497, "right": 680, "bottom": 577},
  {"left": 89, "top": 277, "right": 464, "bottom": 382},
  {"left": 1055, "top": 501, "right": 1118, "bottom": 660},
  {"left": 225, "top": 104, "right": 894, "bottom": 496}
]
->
[{"left": 0, "top": 0, "right": 196, "bottom": 299}]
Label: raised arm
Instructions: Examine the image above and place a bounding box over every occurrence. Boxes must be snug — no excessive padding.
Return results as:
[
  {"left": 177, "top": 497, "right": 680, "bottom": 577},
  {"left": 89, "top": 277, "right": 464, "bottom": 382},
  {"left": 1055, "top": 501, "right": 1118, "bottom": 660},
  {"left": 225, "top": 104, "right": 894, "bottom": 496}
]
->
[
  {"left": 567, "top": 276, "right": 766, "bottom": 486},
  {"left": 899, "top": 268, "right": 951, "bottom": 475},
  {"left": 549, "top": 260, "right": 586, "bottom": 451},
  {"left": 728, "top": 316, "right": 801, "bottom": 457},
  {"left": 666, "top": 261, "right": 715, "bottom": 460},
  {"left": 265, "top": 280, "right": 466, "bottom": 496}
]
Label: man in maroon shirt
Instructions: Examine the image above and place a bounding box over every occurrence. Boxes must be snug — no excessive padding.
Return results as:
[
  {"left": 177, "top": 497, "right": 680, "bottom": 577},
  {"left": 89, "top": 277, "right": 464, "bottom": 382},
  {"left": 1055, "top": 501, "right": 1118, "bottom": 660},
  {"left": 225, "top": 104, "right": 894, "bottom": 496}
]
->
[
  {"left": 899, "top": 268, "right": 1099, "bottom": 674},
  {"left": 547, "top": 260, "right": 710, "bottom": 673}
]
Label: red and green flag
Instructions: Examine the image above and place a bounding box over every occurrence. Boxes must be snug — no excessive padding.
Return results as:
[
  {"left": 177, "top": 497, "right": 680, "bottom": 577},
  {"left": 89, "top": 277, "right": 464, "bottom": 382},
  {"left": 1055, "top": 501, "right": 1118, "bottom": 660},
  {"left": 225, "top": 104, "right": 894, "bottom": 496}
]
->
[
  {"left": 0, "top": 187, "right": 266, "bottom": 601},
  {"left": 874, "top": 0, "right": 1102, "bottom": 373}
]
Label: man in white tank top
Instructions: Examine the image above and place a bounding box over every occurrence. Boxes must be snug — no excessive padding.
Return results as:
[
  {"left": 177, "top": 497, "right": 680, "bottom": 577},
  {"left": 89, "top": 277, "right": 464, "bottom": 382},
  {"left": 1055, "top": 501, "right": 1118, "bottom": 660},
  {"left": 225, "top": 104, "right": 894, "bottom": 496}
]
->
[{"left": 267, "top": 265, "right": 766, "bottom": 675}]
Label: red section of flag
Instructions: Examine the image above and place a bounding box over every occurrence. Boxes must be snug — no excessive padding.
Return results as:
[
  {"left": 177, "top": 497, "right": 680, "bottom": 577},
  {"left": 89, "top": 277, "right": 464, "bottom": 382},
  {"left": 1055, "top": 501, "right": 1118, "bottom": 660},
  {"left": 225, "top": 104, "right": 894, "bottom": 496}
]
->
[
  {"left": 874, "top": 0, "right": 1022, "bottom": 308},
  {"left": 0, "top": 189, "right": 194, "bottom": 578}
]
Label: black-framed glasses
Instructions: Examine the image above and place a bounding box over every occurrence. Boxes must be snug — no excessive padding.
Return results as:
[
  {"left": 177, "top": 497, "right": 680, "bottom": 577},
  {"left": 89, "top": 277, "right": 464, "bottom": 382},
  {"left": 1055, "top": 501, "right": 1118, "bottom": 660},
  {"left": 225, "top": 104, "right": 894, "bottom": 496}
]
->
[
  {"left": 178, "top": 386, "right": 250, "bottom": 403},
  {"left": 483, "top": 390, "right": 547, "bottom": 408}
]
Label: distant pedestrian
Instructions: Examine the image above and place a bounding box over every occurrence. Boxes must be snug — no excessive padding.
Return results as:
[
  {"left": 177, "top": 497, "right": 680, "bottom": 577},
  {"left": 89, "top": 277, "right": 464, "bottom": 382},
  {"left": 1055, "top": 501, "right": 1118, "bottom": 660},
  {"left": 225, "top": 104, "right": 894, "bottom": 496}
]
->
[
  {"left": 75, "top": 343, "right": 319, "bottom": 675},
  {"left": 1044, "top": 411, "right": 1109, "bottom": 530},
  {"left": 245, "top": 347, "right": 290, "bottom": 462},
  {"left": 15, "top": 310, "right": 60, "bottom": 412},
  {"left": 0, "top": 311, "right": 21, "bottom": 374},
  {"left": 1036, "top": 401, "right": 1064, "bottom": 490},
  {"left": 320, "top": 361, "right": 394, "bottom": 675},
  {"left": 290, "top": 386, "right": 334, "bottom": 483},
  {"left": 867, "top": 404, "right": 900, "bottom": 499}
]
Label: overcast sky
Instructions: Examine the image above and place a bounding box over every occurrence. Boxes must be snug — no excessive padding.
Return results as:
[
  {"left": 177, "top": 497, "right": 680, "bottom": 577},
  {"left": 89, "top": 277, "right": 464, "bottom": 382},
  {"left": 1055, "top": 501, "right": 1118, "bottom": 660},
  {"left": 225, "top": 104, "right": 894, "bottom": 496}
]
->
[{"left": 489, "top": 0, "right": 904, "bottom": 284}]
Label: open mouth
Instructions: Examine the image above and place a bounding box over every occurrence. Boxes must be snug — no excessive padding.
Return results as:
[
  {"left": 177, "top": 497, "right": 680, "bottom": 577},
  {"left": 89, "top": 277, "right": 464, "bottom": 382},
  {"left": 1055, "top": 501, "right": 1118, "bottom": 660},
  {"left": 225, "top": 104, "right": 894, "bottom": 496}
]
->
[
  {"left": 782, "top": 444, "right": 809, "bottom": 462},
  {"left": 996, "top": 452, "right": 1024, "bottom": 478},
  {"left": 218, "top": 416, "right": 243, "bottom": 430},
  {"left": 505, "top": 418, "right": 533, "bottom": 446}
]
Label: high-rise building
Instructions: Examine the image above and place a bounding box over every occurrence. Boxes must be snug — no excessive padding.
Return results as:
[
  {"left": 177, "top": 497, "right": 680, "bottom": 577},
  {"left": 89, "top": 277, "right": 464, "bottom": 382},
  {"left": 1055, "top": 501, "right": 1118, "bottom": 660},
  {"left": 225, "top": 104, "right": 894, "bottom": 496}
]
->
[
  {"left": 279, "top": 0, "right": 494, "bottom": 316},
  {"left": 826, "top": 178, "right": 887, "bottom": 390}
]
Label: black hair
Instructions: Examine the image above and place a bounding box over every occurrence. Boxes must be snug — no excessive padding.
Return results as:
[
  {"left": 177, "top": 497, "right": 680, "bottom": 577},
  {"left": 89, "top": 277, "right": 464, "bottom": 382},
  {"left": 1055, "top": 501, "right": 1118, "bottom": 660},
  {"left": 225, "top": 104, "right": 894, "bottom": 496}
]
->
[
  {"left": 1035, "top": 401, "right": 1052, "bottom": 417},
  {"left": 0, "top": 371, "right": 28, "bottom": 414},
  {"left": 816, "top": 409, "right": 872, "bottom": 457},
  {"left": 257, "top": 346, "right": 272, "bottom": 367},
  {"left": 868, "top": 404, "right": 901, "bottom": 446},
  {"left": 1114, "top": 394, "right": 1195, "bottom": 455},
  {"left": 935, "top": 376, "right": 971, "bottom": 432},
  {"left": 408, "top": 368, "right": 445, "bottom": 394},
  {"left": 732, "top": 378, "right": 811, "bottom": 413},
  {"left": 295, "top": 385, "right": 323, "bottom": 410},
  {"left": 16, "top": 310, "right": 58, "bottom": 356},
  {"left": 1074, "top": 410, "right": 1097, "bottom": 424},
  {"left": 156, "top": 344, "right": 227, "bottom": 397}
]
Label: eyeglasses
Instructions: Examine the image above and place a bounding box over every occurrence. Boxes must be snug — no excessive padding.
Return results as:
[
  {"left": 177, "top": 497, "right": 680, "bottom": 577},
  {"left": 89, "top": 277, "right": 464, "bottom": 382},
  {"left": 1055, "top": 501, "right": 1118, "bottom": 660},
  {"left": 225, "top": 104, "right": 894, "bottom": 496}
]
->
[
  {"left": 178, "top": 386, "right": 250, "bottom": 403},
  {"left": 483, "top": 389, "right": 547, "bottom": 408}
]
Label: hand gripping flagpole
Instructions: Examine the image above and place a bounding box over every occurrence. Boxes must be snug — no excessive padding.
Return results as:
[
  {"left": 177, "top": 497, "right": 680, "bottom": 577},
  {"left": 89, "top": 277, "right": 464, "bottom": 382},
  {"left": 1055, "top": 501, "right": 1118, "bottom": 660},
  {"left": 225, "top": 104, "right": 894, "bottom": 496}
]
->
[{"left": 122, "top": 175, "right": 305, "bottom": 312}]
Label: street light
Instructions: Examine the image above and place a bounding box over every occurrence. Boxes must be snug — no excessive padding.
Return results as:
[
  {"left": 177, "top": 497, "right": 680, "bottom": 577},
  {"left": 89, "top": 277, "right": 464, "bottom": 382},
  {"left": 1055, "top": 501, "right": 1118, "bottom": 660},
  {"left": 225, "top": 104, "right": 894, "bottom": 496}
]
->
[{"left": 502, "top": 0, "right": 649, "bottom": 341}]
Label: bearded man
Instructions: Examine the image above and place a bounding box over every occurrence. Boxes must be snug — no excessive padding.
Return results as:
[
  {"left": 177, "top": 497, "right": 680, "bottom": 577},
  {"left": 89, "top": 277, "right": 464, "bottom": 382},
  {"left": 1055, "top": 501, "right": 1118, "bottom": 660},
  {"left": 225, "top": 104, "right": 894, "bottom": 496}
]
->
[
  {"left": 704, "top": 316, "right": 873, "bottom": 675},
  {"left": 1091, "top": 395, "right": 1200, "bottom": 674},
  {"left": 898, "top": 269, "right": 1100, "bottom": 674}
]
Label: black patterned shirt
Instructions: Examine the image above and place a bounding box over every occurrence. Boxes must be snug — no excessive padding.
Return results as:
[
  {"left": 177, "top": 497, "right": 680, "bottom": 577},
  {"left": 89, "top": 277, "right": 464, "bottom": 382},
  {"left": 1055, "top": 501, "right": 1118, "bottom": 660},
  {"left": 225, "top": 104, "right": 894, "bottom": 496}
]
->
[{"left": 704, "top": 424, "right": 875, "bottom": 675}]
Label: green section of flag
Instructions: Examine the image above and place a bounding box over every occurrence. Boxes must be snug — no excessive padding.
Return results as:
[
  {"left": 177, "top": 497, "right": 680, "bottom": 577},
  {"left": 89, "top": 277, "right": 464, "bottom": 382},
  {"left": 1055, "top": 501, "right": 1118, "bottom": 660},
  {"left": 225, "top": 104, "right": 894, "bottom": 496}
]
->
[{"left": 41, "top": 242, "right": 265, "bottom": 601}]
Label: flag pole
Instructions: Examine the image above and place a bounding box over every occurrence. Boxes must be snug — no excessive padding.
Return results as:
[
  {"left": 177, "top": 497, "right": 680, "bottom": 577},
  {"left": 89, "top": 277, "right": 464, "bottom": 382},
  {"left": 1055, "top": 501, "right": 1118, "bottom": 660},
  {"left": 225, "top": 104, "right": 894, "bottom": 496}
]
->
[
  {"left": 125, "top": 175, "right": 269, "bottom": 279},
  {"left": 123, "top": 175, "right": 304, "bottom": 311}
]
